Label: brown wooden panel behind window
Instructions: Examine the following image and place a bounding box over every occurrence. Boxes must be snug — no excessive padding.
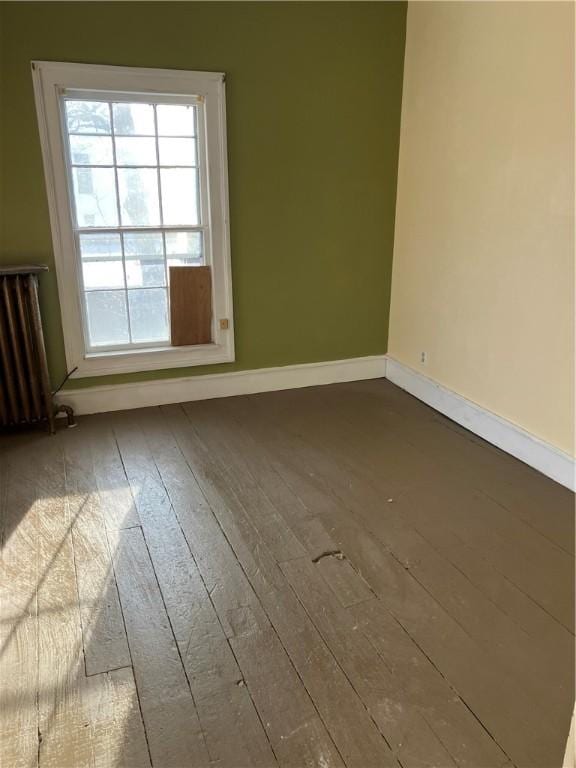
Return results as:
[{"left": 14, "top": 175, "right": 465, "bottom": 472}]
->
[{"left": 169, "top": 266, "right": 212, "bottom": 346}]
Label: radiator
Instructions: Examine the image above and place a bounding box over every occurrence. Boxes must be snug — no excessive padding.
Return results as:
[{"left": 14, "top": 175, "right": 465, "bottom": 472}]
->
[{"left": 0, "top": 265, "right": 74, "bottom": 433}]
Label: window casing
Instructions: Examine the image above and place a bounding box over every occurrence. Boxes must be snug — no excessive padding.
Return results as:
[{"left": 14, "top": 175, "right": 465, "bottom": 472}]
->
[{"left": 32, "top": 62, "right": 234, "bottom": 378}]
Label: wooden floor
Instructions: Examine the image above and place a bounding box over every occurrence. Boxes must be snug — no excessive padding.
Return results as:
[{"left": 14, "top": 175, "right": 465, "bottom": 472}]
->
[{"left": 0, "top": 380, "right": 574, "bottom": 768}]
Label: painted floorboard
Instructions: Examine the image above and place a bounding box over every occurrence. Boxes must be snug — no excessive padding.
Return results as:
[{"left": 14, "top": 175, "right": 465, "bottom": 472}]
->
[
  {"left": 0, "top": 437, "right": 40, "bottom": 768},
  {"left": 166, "top": 403, "right": 400, "bottom": 768},
  {"left": 110, "top": 525, "right": 210, "bottom": 767},
  {"left": 245, "top": 387, "right": 573, "bottom": 708},
  {"left": 119, "top": 409, "right": 280, "bottom": 768},
  {"left": 59, "top": 426, "right": 131, "bottom": 677},
  {"left": 225, "top": 389, "right": 570, "bottom": 767},
  {"left": 0, "top": 380, "right": 573, "bottom": 768}
]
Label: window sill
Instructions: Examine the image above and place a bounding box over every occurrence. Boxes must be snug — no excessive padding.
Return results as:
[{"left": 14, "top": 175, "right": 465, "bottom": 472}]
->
[{"left": 71, "top": 340, "right": 234, "bottom": 378}]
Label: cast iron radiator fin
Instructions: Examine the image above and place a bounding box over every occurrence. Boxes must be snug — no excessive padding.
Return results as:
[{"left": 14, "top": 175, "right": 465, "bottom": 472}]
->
[{"left": 0, "top": 264, "right": 74, "bottom": 433}]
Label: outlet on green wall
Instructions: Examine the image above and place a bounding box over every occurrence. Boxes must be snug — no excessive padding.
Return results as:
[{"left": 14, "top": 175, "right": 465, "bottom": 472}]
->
[{"left": 0, "top": 1, "right": 406, "bottom": 390}]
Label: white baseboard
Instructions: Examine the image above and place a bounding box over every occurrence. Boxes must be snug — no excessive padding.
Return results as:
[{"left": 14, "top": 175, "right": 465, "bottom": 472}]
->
[
  {"left": 56, "top": 351, "right": 574, "bottom": 491},
  {"left": 56, "top": 355, "right": 388, "bottom": 417},
  {"left": 385, "top": 356, "right": 576, "bottom": 491}
]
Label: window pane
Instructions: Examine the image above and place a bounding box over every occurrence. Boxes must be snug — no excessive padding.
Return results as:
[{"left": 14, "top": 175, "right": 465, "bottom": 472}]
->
[
  {"left": 157, "top": 104, "right": 195, "bottom": 136},
  {"left": 159, "top": 138, "right": 196, "bottom": 166},
  {"left": 118, "top": 168, "right": 160, "bottom": 226},
  {"left": 72, "top": 167, "right": 118, "bottom": 227},
  {"left": 124, "top": 232, "right": 165, "bottom": 287},
  {"left": 115, "top": 137, "right": 157, "bottom": 166},
  {"left": 128, "top": 288, "right": 168, "bottom": 343},
  {"left": 160, "top": 168, "right": 198, "bottom": 225},
  {"left": 66, "top": 100, "right": 111, "bottom": 135},
  {"left": 85, "top": 290, "right": 129, "bottom": 347},
  {"left": 70, "top": 136, "right": 113, "bottom": 165},
  {"left": 80, "top": 233, "right": 124, "bottom": 290},
  {"left": 113, "top": 103, "right": 155, "bottom": 136},
  {"left": 166, "top": 231, "right": 203, "bottom": 267}
]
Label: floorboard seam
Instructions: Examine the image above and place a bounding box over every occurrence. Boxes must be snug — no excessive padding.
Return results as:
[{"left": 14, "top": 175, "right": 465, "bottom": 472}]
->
[
  {"left": 148, "top": 405, "right": 282, "bottom": 767},
  {"left": 101, "top": 428, "right": 154, "bottom": 768},
  {"left": 170, "top": 404, "right": 352, "bottom": 768},
  {"left": 138, "top": 405, "right": 281, "bottom": 767}
]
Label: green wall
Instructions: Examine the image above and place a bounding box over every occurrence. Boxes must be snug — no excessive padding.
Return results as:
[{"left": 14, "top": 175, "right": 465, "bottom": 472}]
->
[{"left": 0, "top": 2, "right": 406, "bottom": 390}]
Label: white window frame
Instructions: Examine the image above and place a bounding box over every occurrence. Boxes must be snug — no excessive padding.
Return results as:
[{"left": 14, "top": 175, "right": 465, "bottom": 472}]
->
[{"left": 32, "top": 61, "right": 234, "bottom": 378}]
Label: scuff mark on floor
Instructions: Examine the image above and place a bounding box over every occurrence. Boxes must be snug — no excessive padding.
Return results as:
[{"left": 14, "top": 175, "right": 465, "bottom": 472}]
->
[{"left": 311, "top": 550, "right": 345, "bottom": 564}]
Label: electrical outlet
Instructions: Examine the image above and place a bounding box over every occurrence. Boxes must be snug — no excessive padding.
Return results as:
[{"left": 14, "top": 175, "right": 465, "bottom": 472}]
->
[{"left": 420, "top": 351, "right": 428, "bottom": 364}]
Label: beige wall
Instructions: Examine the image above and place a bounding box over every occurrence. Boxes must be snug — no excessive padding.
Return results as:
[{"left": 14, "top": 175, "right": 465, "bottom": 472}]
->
[{"left": 389, "top": 1, "right": 575, "bottom": 456}]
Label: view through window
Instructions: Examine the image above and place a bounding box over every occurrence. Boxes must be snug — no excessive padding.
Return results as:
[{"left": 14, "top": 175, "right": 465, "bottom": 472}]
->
[{"left": 64, "top": 97, "right": 205, "bottom": 350}]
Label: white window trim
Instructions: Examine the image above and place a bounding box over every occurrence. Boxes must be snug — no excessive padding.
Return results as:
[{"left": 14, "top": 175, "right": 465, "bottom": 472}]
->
[{"left": 32, "top": 61, "right": 234, "bottom": 378}]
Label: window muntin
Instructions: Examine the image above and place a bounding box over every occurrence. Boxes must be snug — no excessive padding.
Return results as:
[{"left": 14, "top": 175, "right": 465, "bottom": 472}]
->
[{"left": 63, "top": 95, "right": 206, "bottom": 351}]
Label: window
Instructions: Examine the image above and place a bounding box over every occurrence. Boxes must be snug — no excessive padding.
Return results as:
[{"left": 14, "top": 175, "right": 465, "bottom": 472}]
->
[
  {"left": 66, "top": 98, "right": 202, "bottom": 350},
  {"left": 32, "top": 62, "right": 234, "bottom": 377}
]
